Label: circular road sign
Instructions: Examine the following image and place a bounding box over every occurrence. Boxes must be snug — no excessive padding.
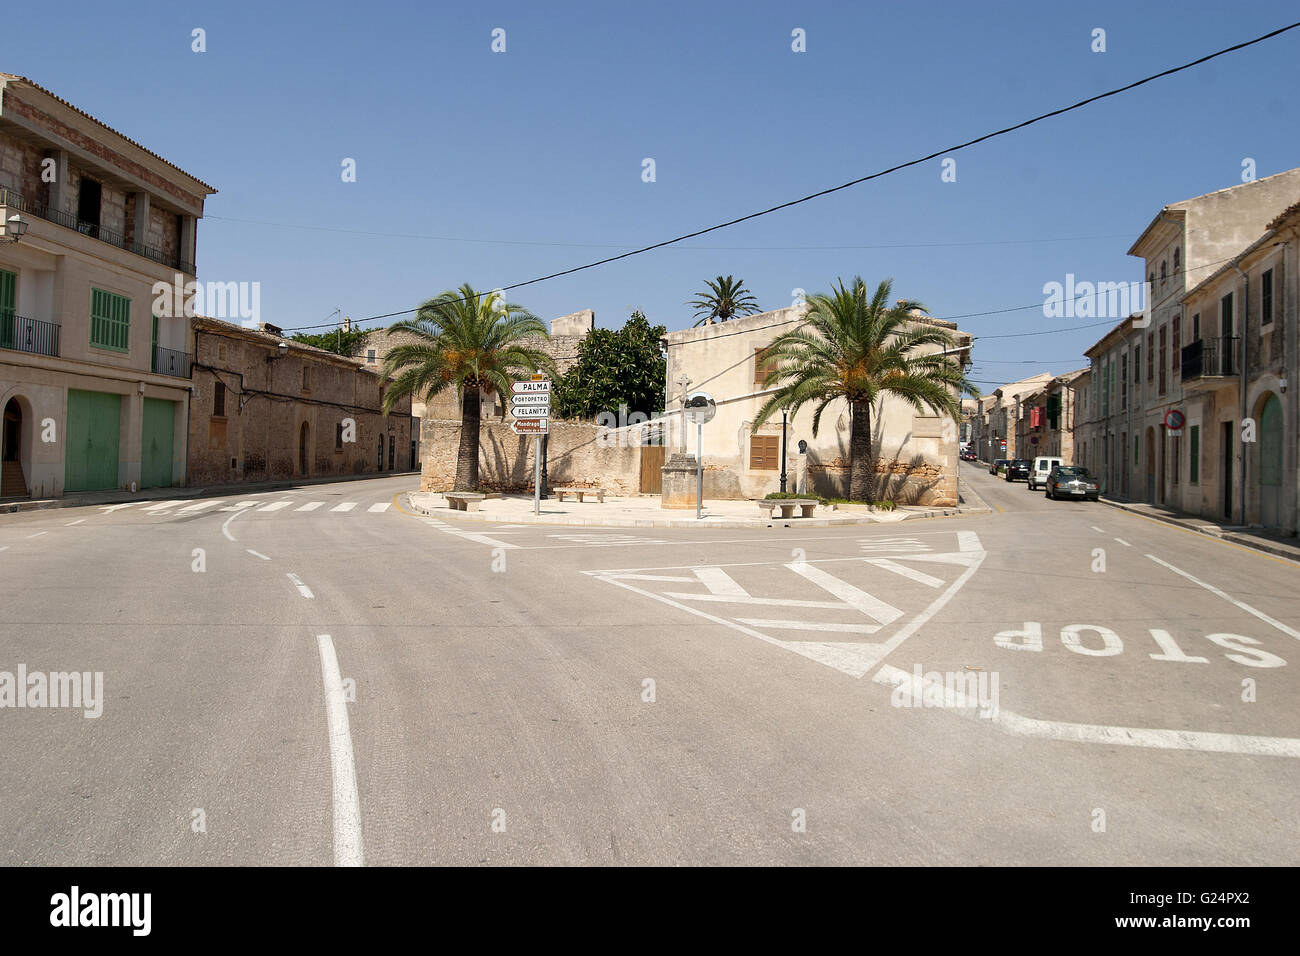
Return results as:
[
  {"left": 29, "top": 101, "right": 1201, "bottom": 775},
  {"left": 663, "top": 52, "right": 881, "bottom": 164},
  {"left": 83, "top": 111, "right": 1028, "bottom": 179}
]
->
[
  {"left": 683, "top": 391, "right": 717, "bottom": 424},
  {"left": 1164, "top": 409, "right": 1186, "bottom": 431}
]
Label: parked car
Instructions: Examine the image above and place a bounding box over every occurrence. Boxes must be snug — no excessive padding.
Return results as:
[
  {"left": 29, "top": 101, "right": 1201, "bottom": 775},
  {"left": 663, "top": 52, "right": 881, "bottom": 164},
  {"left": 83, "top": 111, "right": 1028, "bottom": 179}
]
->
[
  {"left": 989, "top": 458, "right": 1008, "bottom": 475},
  {"left": 1045, "top": 465, "right": 1099, "bottom": 501},
  {"left": 1004, "top": 459, "right": 1031, "bottom": 482},
  {"left": 960, "top": 449, "right": 977, "bottom": 461},
  {"left": 1027, "top": 456, "right": 1063, "bottom": 491}
]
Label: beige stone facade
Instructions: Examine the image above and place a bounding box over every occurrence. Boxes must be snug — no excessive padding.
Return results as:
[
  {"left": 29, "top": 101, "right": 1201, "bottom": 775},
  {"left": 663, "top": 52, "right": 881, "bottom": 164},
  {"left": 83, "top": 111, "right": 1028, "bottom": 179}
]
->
[
  {"left": 0, "top": 73, "right": 213, "bottom": 498},
  {"left": 661, "top": 305, "right": 970, "bottom": 503},
  {"left": 189, "top": 318, "right": 412, "bottom": 485}
]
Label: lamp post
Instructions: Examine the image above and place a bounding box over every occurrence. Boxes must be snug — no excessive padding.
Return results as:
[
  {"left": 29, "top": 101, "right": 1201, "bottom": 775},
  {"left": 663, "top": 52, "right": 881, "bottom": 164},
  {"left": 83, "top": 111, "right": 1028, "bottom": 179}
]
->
[{"left": 1, "top": 214, "right": 28, "bottom": 243}]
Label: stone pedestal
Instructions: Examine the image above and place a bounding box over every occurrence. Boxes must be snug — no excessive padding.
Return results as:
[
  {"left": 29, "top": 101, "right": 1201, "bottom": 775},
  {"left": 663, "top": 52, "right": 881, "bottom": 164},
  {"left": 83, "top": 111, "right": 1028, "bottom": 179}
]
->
[{"left": 660, "top": 453, "right": 699, "bottom": 509}]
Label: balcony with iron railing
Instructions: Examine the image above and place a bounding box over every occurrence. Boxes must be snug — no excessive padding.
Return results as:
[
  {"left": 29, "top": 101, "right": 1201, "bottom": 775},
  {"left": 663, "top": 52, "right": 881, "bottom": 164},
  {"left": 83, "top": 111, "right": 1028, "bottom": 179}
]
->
[
  {"left": 1180, "top": 335, "right": 1239, "bottom": 390},
  {"left": 0, "top": 311, "right": 60, "bottom": 357},
  {"left": 0, "top": 185, "right": 195, "bottom": 275},
  {"left": 152, "top": 344, "right": 192, "bottom": 378}
]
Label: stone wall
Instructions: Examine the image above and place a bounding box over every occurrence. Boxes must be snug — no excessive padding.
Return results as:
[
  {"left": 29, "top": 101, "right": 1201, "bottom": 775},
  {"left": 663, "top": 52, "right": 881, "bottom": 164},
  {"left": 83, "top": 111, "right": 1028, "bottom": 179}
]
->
[{"left": 419, "top": 418, "right": 642, "bottom": 495}]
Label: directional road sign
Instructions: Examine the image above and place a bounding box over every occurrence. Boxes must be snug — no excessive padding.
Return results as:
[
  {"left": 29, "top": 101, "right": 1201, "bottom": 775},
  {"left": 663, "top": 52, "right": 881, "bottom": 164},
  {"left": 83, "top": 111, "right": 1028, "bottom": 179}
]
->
[
  {"left": 511, "top": 405, "right": 550, "bottom": 419},
  {"left": 509, "top": 393, "right": 551, "bottom": 406},
  {"left": 510, "top": 418, "right": 548, "bottom": 435},
  {"left": 512, "top": 380, "right": 551, "bottom": 394}
]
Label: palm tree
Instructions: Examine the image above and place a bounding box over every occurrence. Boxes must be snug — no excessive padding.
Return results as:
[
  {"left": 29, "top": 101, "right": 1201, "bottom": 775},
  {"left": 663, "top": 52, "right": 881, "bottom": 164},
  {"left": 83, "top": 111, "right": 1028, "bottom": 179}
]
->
[
  {"left": 752, "top": 277, "right": 977, "bottom": 502},
  {"left": 380, "top": 284, "right": 555, "bottom": 491},
  {"left": 689, "top": 275, "right": 761, "bottom": 326}
]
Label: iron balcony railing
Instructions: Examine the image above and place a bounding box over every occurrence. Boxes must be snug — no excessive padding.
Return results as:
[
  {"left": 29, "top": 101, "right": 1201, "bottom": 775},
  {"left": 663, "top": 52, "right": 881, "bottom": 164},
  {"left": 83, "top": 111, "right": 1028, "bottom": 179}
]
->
[
  {"left": 0, "top": 185, "right": 195, "bottom": 275},
  {"left": 152, "top": 345, "right": 192, "bottom": 378},
  {"left": 0, "top": 312, "right": 60, "bottom": 357},
  {"left": 1180, "top": 335, "right": 1239, "bottom": 382}
]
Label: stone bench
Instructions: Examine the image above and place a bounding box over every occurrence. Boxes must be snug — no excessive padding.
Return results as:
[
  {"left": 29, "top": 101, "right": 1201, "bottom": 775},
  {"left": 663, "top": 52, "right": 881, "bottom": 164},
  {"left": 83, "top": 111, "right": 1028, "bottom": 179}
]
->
[
  {"left": 758, "top": 499, "right": 818, "bottom": 519},
  {"left": 445, "top": 492, "right": 486, "bottom": 512},
  {"left": 554, "top": 487, "right": 606, "bottom": 503}
]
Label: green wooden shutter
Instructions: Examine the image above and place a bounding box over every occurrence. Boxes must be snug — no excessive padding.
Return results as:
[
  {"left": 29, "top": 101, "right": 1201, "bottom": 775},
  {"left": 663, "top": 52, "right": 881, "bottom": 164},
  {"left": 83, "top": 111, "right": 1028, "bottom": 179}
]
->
[
  {"left": 0, "top": 269, "right": 15, "bottom": 350},
  {"left": 90, "top": 289, "right": 130, "bottom": 352}
]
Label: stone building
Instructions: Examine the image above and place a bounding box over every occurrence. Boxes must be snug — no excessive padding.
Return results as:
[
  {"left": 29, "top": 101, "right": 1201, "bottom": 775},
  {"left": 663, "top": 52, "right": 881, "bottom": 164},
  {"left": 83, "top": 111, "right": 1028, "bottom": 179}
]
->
[
  {"left": 0, "top": 73, "right": 214, "bottom": 498},
  {"left": 1080, "top": 168, "right": 1300, "bottom": 523},
  {"left": 1014, "top": 369, "right": 1086, "bottom": 462},
  {"left": 661, "top": 305, "right": 971, "bottom": 503},
  {"left": 189, "top": 318, "right": 412, "bottom": 485},
  {"left": 981, "top": 373, "right": 1054, "bottom": 463}
]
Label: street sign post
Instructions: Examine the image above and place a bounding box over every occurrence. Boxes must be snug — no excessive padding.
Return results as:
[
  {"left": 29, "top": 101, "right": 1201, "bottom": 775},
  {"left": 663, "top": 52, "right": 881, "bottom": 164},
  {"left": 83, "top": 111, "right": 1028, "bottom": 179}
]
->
[
  {"left": 683, "top": 392, "right": 717, "bottom": 520},
  {"left": 1164, "top": 409, "right": 1185, "bottom": 433},
  {"left": 511, "top": 377, "right": 551, "bottom": 515}
]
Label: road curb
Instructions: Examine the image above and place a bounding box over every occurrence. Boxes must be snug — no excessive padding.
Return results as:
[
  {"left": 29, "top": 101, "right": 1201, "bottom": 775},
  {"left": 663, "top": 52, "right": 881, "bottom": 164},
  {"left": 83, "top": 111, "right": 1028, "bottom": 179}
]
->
[
  {"left": 1098, "top": 497, "right": 1300, "bottom": 563},
  {"left": 402, "top": 494, "right": 981, "bottom": 530}
]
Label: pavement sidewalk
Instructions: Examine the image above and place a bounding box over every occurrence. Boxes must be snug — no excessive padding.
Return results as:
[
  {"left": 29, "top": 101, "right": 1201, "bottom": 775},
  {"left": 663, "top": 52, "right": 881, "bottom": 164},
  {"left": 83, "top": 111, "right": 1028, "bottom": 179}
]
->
[
  {"left": 0, "top": 470, "right": 420, "bottom": 515},
  {"left": 405, "top": 490, "right": 988, "bottom": 529},
  {"left": 1099, "top": 496, "right": 1300, "bottom": 563}
]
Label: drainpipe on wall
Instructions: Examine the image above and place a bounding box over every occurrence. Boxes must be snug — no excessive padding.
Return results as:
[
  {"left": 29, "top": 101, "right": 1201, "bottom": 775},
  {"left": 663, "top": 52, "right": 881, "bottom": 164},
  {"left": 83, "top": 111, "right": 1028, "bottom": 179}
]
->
[{"left": 1233, "top": 260, "right": 1248, "bottom": 524}]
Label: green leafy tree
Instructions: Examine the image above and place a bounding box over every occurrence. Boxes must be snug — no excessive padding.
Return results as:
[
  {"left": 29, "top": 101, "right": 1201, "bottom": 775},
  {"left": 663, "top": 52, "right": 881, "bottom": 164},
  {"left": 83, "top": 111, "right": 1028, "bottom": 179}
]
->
[
  {"left": 380, "top": 284, "right": 554, "bottom": 490},
  {"left": 554, "top": 311, "right": 667, "bottom": 420},
  {"left": 689, "top": 275, "right": 761, "bottom": 327},
  {"left": 752, "top": 277, "right": 977, "bottom": 502},
  {"left": 290, "top": 327, "right": 370, "bottom": 357}
]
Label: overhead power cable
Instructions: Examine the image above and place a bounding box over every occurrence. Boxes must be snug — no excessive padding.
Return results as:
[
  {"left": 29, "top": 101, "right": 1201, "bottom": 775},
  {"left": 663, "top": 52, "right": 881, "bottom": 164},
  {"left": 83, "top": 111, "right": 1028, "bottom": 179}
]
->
[{"left": 278, "top": 21, "right": 1299, "bottom": 334}]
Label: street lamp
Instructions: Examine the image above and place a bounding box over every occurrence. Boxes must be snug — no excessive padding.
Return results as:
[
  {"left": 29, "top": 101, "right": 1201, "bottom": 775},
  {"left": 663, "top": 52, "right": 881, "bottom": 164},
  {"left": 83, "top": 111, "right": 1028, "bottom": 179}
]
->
[{"left": 1, "top": 214, "right": 28, "bottom": 243}]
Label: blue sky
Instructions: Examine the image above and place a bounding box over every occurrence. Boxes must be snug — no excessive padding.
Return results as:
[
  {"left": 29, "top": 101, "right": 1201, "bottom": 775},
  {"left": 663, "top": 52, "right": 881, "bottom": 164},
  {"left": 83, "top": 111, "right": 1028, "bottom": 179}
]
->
[{"left": 7, "top": 0, "right": 1300, "bottom": 389}]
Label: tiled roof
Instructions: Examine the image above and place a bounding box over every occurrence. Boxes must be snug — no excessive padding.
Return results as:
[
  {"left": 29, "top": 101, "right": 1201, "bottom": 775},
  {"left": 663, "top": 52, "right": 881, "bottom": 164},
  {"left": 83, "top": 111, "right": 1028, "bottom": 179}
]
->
[{"left": 0, "top": 73, "right": 215, "bottom": 192}]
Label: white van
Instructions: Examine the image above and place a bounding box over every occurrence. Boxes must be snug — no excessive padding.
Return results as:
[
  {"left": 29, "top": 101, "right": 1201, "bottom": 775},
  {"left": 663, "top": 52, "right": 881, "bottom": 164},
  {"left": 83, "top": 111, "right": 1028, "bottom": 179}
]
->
[{"left": 1027, "top": 456, "right": 1063, "bottom": 490}]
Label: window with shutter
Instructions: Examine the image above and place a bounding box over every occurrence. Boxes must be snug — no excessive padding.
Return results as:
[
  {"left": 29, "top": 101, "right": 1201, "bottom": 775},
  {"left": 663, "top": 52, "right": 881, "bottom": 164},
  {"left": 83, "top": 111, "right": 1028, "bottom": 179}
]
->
[
  {"left": 90, "top": 289, "right": 131, "bottom": 352},
  {"left": 749, "top": 434, "right": 780, "bottom": 470},
  {"left": 754, "top": 347, "right": 776, "bottom": 387}
]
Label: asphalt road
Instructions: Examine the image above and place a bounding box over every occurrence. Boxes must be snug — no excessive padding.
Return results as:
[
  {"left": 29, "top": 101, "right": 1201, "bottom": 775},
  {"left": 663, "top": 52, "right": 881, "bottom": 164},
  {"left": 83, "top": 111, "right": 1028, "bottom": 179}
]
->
[{"left": 1, "top": 465, "right": 1297, "bottom": 865}]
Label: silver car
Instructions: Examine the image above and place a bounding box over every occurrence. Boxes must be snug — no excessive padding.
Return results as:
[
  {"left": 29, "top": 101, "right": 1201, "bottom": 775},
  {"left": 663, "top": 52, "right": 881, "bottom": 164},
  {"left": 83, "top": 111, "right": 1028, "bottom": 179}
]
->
[{"left": 1044, "top": 465, "right": 1099, "bottom": 501}]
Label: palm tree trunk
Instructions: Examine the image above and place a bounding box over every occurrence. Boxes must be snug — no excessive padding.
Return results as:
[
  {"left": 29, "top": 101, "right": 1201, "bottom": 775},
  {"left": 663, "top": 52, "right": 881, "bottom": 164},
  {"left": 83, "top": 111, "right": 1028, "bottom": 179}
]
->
[
  {"left": 455, "top": 387, "right": 481, "bottom": 491},
  {"left": 849, "top": 400, "right": 874, "bottom": 502}
]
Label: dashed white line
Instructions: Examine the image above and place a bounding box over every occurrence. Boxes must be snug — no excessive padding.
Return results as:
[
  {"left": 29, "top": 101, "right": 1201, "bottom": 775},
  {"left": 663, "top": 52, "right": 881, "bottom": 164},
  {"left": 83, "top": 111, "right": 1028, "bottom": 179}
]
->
[
  {"left": 257, "top": 501, "right": 292, "bottom": 512},
  {"left": 178, "top": 501, "right": 219, "bottom": 514},
  {"left": 1147, "top": 554, "right": 1300, "bottom": 641},
  {"left": 142, "top": 500, "right": 186, "bottom": 512},
  {"left": 25, "top": 531, "right": 46, "bottom": 539},
  {"left": 286, "top": 573, "right": 315, "bottom": 599},
  {"left": 315, "top": 634, "right": 364, "bottom": 867},
  {"left": 296, "top": 502, "right": 324, "bottom": 512},
  {"left": 64, "top": 518, "right": 86, "bottom": 526},
  {"left": 330, "top": 502, "right": 357, "bottom": 513},
  {"left": 366, "top": 502, "right": 390, "bottom": 513},
  {"left": 1091, "top": 526, "right": 1106, "bottom": 533},
  {"left": 221, "top": 508, "right": 250, "bottom": 541},
  {"left": 246, "top": 549, "right": 270, "bottom": 560},
  {"left": 219, "top": 501, "right": 262, "bottom": 511},
  {"left": 1114, "top": 538, "right": 1132, "bottom": 547}
]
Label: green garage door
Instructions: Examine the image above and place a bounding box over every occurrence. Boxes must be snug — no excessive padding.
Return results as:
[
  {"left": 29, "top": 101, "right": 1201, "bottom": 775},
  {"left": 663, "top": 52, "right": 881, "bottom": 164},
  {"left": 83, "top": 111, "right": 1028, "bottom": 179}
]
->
[
  {"left": 65, "top": 389, "right": 121, "bottom": 492},
  {"left": 141, "top": 398, "right": 175, "bottom": 489}
]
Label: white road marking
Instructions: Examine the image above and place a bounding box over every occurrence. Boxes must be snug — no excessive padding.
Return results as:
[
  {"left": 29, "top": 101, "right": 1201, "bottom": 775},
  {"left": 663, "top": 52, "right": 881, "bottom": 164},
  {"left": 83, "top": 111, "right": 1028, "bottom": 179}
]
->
[
  {"left": 221, "top": 508, "right": 250, "bottom": 541},
  {"left": 296, "top": 501, "right": 324, "bottom": 511},
  {"left": 422, "top": 518, "right": 519, "bottom": 550},
  {"left": 142, "top": 500, "right": 186, "bottom": 511},
  {"left": 1114, "top": 537, "right": 1132, "bottom": 547},
  {"left": 866, "top": 558, "right": 944, "bottom": 588},
  {"left": 257, "top": 501, "right": 292, "bottom": 512},
  {"left": 957, "top": 531, "right": 981, "bottom": 552},
  {"left": 694, "top": 566, "right": 750, "bottom": 596},
  {"left": 788, "top": 562, "right": 903, "bottom": 626},
  {"left": 664, "top": 592, "right": 847, "bottom": 609},
  {"left": 287, "top": 573, "right": 314, "bottom": 599},
  {"left": 330, "top": 502, "right": 357, "bottom": 512},
  {"left": 873, "top": 663, "right": 1300, "bottom": 758},
  {"left": 608, "top": 573, "right": 699, "bottom": 583},
  {"left": 366, "top": 502, "right": 390, "bottom": 513},
  {"left": 1147, "top": 554, "right": 1300, "bottom": 641},
  {"left": 246, "top": 549, "right": 270, "bottom": 560},
  {"left": 220, "top": 501, "right": 262, "bottom": 511},
  {"left": 178, "top": 500, "right": 219, "bottom": 513},
  {"left": 1091, "top": 526, "right": 1106, "bottom": 533},
  {"left": 315, "top": 634, "right": 364, "bottom": 866},
  {"left": 25, "top": 531, "right": 46, "bottom": 538},
  {"left": 98, "top": 503, "right": 136, "bottom": 513},
  {"left": 737, "top": 619, "right": 880, "bottom": 634},
  {"left": 64, "top": 518, "right": 86, "bottom": 526},
  {"left": 0, "top": 545, "right": 8, "bottom": 552}
]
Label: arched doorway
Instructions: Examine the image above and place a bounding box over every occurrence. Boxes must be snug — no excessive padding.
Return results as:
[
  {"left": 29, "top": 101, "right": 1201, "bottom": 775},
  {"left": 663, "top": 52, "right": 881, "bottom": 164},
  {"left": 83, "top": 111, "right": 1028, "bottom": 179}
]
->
[
  {"left": 1, "top": 398, "right": 26, "bottom": 498},
  {"left": 1258, "top": 393, "right": 1282, "bottom": 528},
  {"left": 299, "top": 422, "right": 310, "bottom": 476}
]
